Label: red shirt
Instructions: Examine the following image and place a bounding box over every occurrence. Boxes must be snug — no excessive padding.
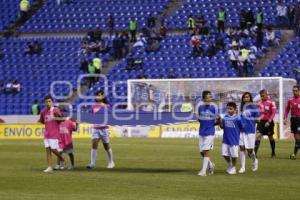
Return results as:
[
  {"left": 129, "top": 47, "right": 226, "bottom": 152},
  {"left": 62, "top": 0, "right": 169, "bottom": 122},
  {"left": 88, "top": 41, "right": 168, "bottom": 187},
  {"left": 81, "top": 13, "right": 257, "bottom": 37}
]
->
[
  {"left": 59, "top": 120, "right": 76, "bottom": 150},
  {"left": 284, "top": 96, "right": 300, "bottom": 119},
  {"left": 92, "top": 103, "right": 110, "bottom": 129},
  {"left": 39, "top": 107, "right": 62, "bottom": 139},
  {"left": 258, "top": 98, "right": 277, "bottom": 122}
]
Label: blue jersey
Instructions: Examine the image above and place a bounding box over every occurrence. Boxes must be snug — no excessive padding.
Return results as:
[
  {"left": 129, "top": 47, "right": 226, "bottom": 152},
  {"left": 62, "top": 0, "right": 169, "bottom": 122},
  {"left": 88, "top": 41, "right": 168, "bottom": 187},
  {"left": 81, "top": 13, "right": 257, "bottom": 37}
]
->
[
  {"left": 198, "top": 103, "right": 218, "bottom": 136},
  {"left": 240, "top": 104, "right": 259, "bottom": 134},
  {"left": 222, "top": 114, "right": 242, "bottom": 145}
]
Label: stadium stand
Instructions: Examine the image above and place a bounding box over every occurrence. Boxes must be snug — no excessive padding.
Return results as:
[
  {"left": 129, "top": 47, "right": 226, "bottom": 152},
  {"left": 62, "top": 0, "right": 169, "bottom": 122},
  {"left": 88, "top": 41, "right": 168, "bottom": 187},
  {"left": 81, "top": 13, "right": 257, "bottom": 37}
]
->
[
  {"left": 166, "top": 0, "right": 298, "bottom": 29},
  {"left": 0, "top": 0, "right": 299, "bottom": 115},
  {"left": 0, "top": 0, "right": 22, "bottom": 32},
  {"left": 259, "top": 36, "right": 300, "bottom": 78},
  {"left": 19, "top": 0, "right": 170, "bottom": 32},
  {"left": 0, "top": 36, "right": 112, "bottom": 114}
]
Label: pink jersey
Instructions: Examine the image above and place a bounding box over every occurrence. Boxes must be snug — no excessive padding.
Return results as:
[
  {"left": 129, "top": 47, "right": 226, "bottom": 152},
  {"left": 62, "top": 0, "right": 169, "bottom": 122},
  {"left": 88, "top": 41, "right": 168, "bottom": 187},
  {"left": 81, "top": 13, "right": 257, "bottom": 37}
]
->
[
  {"left": 92, "top": 103, "right": 110, "bottom": 129},
  {"left": 258, "top": 98, "right": 277, "bottom": 122},
  {"left": 59, "top": 120, "right": 76, "bottom": 150},
  {"left": 284, "top": 96, "right": 300, "bottom": 119},
  {"left": 39, "top": 107, "right": 62, "bottom": 139}
]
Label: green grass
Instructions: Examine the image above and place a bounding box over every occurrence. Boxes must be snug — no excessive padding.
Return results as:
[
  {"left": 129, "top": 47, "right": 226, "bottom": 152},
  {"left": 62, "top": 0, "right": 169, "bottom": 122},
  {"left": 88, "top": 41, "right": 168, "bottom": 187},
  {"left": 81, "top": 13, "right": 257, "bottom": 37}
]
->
[{"left": 0, "top": 138, "right": 299, "bottom": 200}]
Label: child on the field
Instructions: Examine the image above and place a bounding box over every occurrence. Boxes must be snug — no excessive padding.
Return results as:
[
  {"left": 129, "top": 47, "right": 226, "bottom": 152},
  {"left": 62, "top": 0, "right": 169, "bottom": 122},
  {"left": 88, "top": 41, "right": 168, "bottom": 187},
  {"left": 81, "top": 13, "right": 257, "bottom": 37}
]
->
[
  {"left": 220, "top": 102, "right": 242, "bottom": 175},
  {"left": 55, "top": 118, "right": 78, "bottom": 170}
]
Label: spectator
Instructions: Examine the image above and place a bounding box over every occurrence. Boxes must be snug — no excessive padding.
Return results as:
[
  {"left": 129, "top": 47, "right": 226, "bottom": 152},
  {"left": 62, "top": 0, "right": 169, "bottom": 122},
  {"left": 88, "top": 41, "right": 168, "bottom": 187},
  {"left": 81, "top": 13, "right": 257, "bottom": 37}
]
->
[
  {"left": 108, "top": 15, "right": 115, "bottom": 37},
  {"left": 295, "top": 3, "right": 300, "bottom": 30},
  {"left": 24, "top": 42, "right": 35, "bottom": 55},
  {"left": 197, "top": 15, "right": 209, "bottom": 35},
  {"left": 4, "top": 82, "right": 13, "bottom": 93},
  {"left": 296, "top": 19, "right": 300, "bottom": 36},
  {"left": 276, "top": 0, "right": 288, "bottom": 28},
  {"left": 217, "top": 8, "right": 226, "bottom": 33},
  {"left": 188, "top": 15, "right": 196, "bottom": 31},
  {"left": 205, "top": 41, "right": 218, "bottom": 58},
  {"left": 24, "top": 41, "right": 42, "bottom": 55},
  {"left": 288, "top": 4, "right": 296, "bottom": 29},
  {"left": 33, "top": 41, "right": 42, "bottom": 54},
  {"left": 159, "top": 24, "right": 168, "bottom": 38},
  {"left": 0, "top": 49, "right": 4, "bottom": 60},
  {"left": 31, "top": 100, "right": 40, "bottom": 115},
  {"left": 12, "top": 80, "right": 21, "bottom": 93},
  {"left": 190, "top": 34, "right": 203, "bottom": 57},
  {"left": 240, "top": 9, "right": 247, "bottom": 30},
  {"left": 93, "top": 55, "right": 102, "bottom": 75},
  {"left": 112, "top": 33, "right": 122, "bottom": 59},
  {"left": 145, "top": 38, "right": 160, "bottom": 53},
  {"left": 88, "top": 60, "right": 96, "bottom": 88},
  {"left": 147, "top": 13, "right": 156, "bottom": 29},
  {"left": 19, "top": 0, "right": 30, "bottom": 22},
  {"left": 126, "top": 53, "right": 143, "bottom": 70},
  {"left": 256, "top": 28, "right": 264, "bottom": 49},
  {"left": 246, "top": 9, "right": 255, "bottom": 30},
  {"left": 256, "top": 8, "right": 264, "bottom": 30},
  {"left": 228, "top": 44, "right": 239, "bottom": 70},
  {"left": 120, "top": 31, "right": 130, "bottom": 56},
  {"left": 80, "top": 58, "right": 89, "bottom": 73},
  {"left": 133, "top": 33, "right": 147, "bottom": 49},
  {"left": 216, "top": 35, "right": 225, "bottom": 51},
  {"left": 129, "top": 18, "right": 137, "bottom": 42},
  {"left": 266, "top": 27, "right": 279, "bottom": 46},
  {"left": 0, "top": 82, "right": 5, "bottom": 93}
]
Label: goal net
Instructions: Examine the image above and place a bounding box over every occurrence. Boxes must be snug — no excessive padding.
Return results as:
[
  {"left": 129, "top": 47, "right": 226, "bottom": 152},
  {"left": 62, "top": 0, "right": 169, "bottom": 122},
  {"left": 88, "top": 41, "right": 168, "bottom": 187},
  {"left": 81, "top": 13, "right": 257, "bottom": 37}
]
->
[{"left": 128, "top": 77, "right": 296, "bottom": 139}]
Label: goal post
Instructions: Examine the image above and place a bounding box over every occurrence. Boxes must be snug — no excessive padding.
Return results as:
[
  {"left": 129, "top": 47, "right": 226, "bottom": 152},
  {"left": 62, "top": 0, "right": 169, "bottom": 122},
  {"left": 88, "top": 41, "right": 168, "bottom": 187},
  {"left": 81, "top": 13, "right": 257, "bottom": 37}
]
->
[{"left": 128, "top": 77, "right": 296, "bottom": 139}]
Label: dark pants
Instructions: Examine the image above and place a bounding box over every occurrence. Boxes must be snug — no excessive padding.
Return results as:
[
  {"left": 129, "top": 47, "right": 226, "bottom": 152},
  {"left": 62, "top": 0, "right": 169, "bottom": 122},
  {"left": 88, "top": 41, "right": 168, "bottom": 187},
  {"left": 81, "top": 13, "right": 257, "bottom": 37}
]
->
[
  {"left": 217, "top": 21, "right": 225, "bottom": 33},
  {"left": 130, "top": 30, "right": 136, "bottom": 42}
]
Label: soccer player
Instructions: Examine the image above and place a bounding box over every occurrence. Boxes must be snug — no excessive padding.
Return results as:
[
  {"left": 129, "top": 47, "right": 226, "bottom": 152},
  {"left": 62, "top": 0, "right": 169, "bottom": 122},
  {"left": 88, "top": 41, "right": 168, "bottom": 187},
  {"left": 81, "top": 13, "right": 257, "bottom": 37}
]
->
[
  {"left": 55, "top": 118, "right": 78, "bottom": 170},
  {"left": 255, "top": 89, "right": 277, "bottom": 158},
  {"left": 39, "top": 95, "right": 66, "bottom": 173},
  {"left": 87, "top": 90, "right": 115, "bottom": 169},
  {"left": 239, "top": 92, "right": 259, "bottom": 173},
  {"left": 197, "top": 90, "right": 219, "bottom": 176},
  {"left": 284, "top": 85, "right": 300, "bottom": 160},
  {"left": 221, "top": 102, "right": 241, "bottom": 175}
]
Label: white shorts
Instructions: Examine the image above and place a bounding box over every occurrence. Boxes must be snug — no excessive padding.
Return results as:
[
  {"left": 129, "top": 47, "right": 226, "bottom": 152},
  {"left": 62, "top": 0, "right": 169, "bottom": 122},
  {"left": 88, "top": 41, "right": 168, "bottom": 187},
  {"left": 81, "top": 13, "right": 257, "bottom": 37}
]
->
[
  {"left": 91, "top": 128, "right": 110, "bottom": 143},
  {"left": 44, "top": 139, "right": 59, "bottom": 150},
  {"left": 239, "top": 132, "right": 256, "bottom": 149},
  {"left": 199, "top": 135, "right": 214, "bottom": 152},
  {"left": 222, "top": 144, "right": 239, "bottom": 158}
]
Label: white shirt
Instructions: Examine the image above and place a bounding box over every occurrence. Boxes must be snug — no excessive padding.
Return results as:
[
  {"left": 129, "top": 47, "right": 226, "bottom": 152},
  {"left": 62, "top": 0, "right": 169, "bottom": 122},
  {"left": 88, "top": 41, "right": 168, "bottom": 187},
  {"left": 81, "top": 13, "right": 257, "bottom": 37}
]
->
[
  {"left": 228, "top": 49, "right": 239, "bottom": 61},
  {"left": 276, "top": 5, "right": 287, "bottom": 17},
  {"left": 266, "top": 31, "right": 275, "bottom": 41}
]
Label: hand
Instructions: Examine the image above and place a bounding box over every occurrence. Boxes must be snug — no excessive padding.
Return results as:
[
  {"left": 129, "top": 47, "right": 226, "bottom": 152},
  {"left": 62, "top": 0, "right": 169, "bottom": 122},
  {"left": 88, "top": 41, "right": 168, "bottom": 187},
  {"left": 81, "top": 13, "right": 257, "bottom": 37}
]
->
[
  {"left": 265, "top": 122, "right": 270, "bottom": 127},
  {"left": 284, "top": 119, "right": 287, "bottom": 125}
]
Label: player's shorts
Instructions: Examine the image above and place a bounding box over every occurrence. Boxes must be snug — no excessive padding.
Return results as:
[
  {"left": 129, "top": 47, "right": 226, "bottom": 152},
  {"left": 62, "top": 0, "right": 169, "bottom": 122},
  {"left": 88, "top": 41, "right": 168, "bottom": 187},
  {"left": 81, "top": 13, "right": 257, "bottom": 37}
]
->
[
  {"left": 257, "top": 120, "right": 274, "bottom": 135},
  {"left": 58, "top": 148, "right": 73, "bottom": 154},
  {"left": 199, "top": 135, "right": 214, "bottom": 152},
  {"left": 44, "top": 139, "right": 59, "bottom": 150},
  {"left": 222, "top": 144, "right": 239, "bottom": 158},
  {"left": 290, "top": 117, "right": 300, "bottom": 134},
  {"left": 91, "top": 128, "right": 110, "bottom": 143},
  {"left": 239, "top": 132, "right": 256, "bottom": 149}
]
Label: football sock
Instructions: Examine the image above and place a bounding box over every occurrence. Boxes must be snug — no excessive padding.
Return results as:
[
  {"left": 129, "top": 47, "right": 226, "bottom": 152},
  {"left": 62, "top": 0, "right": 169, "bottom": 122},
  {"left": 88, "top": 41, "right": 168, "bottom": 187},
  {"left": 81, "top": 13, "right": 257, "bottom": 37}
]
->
[
  {"left": 254, "top": 140, "right": 261, "bottom": 155},
  {"left": 202, "top": 157, "right": 209, "bottom": 172},
  {"left": 250, "top": 152, "right": 256, "bottom": 162},
  {"left": 106, "top": 148, "right": 113, "bottom": 163},
  {"left": 294, "top": 141, "right": 300, "bottom": 155},
  {"left": 240, "top": 151, "right": 246, "bottom": 169},
  {"left": 91, "top": 149, "right": 97, "bottom": 166},
  {"left": 270, "top": 140, "right": 276, "bottom": 155}
]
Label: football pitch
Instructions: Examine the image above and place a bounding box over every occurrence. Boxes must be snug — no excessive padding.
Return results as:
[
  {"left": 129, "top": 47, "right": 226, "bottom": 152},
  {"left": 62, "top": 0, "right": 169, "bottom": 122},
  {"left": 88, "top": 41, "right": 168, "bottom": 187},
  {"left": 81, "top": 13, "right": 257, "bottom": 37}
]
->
[{"left": 0, "top": 138, "right": 299, "bottom": 200}]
